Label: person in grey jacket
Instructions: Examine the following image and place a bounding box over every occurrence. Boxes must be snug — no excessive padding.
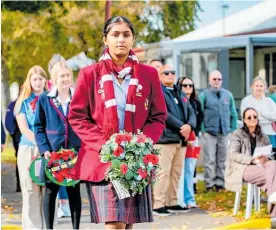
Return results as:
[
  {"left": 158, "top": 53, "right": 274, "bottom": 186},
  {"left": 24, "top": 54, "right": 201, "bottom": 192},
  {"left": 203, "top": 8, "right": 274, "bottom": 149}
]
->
[
  {"left": 198, "top": 70, "right": 238, "bottom": 191},
  {"left": 225, "top": 107, "right": 276, "bottom": 227},
  {"left": 153, "top": 64, "right": 196, "bottom": 216}
]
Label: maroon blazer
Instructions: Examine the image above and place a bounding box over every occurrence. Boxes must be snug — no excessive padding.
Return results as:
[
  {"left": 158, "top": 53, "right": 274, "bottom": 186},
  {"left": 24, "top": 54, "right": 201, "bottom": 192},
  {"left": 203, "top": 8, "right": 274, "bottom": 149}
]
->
[{"left": 68, "top": 63, "right": 167, "bottom": 182}]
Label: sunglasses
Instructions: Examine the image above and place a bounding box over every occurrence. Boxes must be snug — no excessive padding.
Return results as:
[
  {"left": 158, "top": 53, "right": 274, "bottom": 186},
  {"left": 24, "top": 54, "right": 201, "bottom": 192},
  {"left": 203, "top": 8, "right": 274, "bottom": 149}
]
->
[
  {"left": 162, "top": 70, "right": 176, "bottom": 76},
  {"left": 212, "top": 78, "right": 222, "bottom": 81},
  {"left": 181, "top": 84, "right": 194, "bottom": 88},
  {"left": 246, "top": 115, "right": 258, "bottom": 120}
]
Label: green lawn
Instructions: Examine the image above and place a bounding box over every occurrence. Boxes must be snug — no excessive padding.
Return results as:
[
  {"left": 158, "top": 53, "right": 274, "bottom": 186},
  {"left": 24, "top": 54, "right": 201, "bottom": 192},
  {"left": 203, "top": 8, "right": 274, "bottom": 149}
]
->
[{"left": 195, "top": 180, "right": 269, "bottom": 221}]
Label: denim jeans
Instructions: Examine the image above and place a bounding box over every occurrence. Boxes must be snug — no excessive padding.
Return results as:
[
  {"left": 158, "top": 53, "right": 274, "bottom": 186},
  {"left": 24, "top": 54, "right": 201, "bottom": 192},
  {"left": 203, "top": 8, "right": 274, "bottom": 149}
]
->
[
  {"left": 58, "top": 186, "right": 68, "bottom": 199},
  {"left": 269, "top": 135, "right": 276, "bottom": 148},
  {"left": 183, "top": 158, "right": 197, "bottom": 206}
]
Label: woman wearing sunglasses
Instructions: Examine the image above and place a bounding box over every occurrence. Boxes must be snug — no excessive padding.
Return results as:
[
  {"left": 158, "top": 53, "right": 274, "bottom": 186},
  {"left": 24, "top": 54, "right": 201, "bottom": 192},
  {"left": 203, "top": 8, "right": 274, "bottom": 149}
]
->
[
  {"left": 225, "top": 107, "right": 276, "bottom": 227},
  {"left": 241, "top": 77, "right": 276, "bottom": 151},
  {"left": 177, "top": 77, "right": 203, "bottom": 208}
]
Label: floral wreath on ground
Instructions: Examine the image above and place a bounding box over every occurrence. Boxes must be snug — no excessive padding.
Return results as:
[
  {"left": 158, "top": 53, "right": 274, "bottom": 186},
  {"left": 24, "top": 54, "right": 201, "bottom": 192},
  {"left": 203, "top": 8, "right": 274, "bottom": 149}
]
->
[
  {"left": 45, "top": 148, "right": 79, "bottom": 186},
  {"left": 100, "top": 131, "right": 160, "bottom": 196}
]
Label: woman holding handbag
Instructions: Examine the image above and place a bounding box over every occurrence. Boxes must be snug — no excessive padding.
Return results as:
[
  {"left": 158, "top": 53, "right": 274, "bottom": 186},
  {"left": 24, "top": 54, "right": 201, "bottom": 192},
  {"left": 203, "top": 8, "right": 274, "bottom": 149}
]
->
[{"left": 34, "top": 61, "right": 82, "bottom": 229}]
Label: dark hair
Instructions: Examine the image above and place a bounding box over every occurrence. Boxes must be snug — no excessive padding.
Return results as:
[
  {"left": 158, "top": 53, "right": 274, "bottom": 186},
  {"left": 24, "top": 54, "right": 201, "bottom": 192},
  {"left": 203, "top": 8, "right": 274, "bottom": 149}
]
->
[
  {"left": 149, "top": 59, "right": 163, "bottom": 65},
  {"left": 242, "top": 107, "right": 263, "bottom": 137},
  {"left": 103, "top": 16, "right": 135, "bottom": 37},
  {"left": 177, "top": 76, "right": 197, "bottom": 100}
]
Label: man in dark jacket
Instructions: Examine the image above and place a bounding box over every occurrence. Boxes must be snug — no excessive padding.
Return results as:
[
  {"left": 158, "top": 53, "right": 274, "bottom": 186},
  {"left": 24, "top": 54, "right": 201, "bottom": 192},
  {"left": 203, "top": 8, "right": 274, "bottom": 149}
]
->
[{"left": 153, "top": 64, "right": 196, "bottom": 216}]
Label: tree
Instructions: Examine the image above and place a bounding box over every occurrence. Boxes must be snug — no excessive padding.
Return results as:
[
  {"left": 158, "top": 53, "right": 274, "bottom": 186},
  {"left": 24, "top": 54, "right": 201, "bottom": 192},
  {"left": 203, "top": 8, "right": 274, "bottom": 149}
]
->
[
  {"left": 1, "top": 1, "right": 200, "bottom": 84},
  {"left": 140, "top": 1, "right": 201, "bottom": 43}
]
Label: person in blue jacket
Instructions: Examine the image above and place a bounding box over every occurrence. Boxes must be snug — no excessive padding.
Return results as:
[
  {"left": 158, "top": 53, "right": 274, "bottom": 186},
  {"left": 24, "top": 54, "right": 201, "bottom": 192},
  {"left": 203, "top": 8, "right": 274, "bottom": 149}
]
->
[
  {"left": 14, "top": 65, "right": 48, "bottom": 229},
  {"left": 6, "top": 97, "right": 22, "bottom": 192},
  {"left": 34, "top": 61, "right": 81, "bottom": 230}
]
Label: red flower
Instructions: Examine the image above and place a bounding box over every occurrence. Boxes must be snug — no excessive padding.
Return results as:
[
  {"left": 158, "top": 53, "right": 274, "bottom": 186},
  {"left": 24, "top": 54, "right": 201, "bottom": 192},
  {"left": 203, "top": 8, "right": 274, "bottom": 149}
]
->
[
  {"left": 115, "top": 135, "right": 124, "bottom": 145},
  {"left": 137, "top": 134, "right": 147, "bottom": 143},
  {"left": 113, "top": 146, "right": 124, "bottom": 157},
  {"left": 53, "top": 171, "right": 64, "bottom": 183},
  {"left": 120, "top": 164, "right": 128, "bottom": 175},
  {"left": 60, "top": 168, "right": 71, "bottom": 178},
  {"left": 151, "top": 154, "right": 159, "bottom": 165},
  {"left": 123, "top": 134, "right": 132, "bottom": 142},
  {"left": 143, "top": 155, "right": 152, "bottom": 164},
  {"left": 51, "top": 152, "right": 61, "bottom": 161},
  {"left": 138, "top": 168, "right": 148, "bottom": 179},
  {"left": 60, "top": 150, "right": 74, "bottom": 161},
  {"left": 62, "top": 154, "right": 69, "bottom": 161}
]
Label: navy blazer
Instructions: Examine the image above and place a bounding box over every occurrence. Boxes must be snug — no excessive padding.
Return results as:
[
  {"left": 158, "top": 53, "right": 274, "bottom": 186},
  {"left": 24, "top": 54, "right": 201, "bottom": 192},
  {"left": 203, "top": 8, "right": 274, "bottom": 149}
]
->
[
  {"left": 34, "top": 88, "right": 81, "bottom": 155},
  {"left": 157, "top": 84, "right": 196, "bottom": 145}
]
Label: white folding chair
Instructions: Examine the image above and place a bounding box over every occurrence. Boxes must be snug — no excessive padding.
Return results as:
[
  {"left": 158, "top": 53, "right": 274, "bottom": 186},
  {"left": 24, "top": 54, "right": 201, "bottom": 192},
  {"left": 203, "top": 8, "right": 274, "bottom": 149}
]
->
[{"left": 233, "top": 183, "right": 261, "bottom": 219}]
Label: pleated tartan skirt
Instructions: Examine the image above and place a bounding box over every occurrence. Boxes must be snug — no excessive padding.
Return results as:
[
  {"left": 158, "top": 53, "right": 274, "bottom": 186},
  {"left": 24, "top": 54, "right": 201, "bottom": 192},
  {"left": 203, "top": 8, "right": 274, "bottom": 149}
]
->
[{"left": 86, "top": 180, "right": 153, "bottom": 224}]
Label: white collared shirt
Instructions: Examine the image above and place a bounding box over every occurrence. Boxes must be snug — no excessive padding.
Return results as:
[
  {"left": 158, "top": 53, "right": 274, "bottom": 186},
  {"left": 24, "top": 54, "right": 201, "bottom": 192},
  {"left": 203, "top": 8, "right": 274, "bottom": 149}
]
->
[{"left": 47, "top": 86, "right": 74, "bottom": 116}]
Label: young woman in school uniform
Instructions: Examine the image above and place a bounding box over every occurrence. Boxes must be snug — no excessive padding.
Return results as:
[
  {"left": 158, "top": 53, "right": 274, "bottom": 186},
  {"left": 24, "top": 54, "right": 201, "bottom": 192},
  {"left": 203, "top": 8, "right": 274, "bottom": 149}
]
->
[
  {"left": 14, "top": 65, "right": 48, "bottom": 229},
  {"left": 68, "top": 16, "right": 167, "bottom": 229},
  {"left": 34, "top": 61, "right": 82, "bottom": 229}
]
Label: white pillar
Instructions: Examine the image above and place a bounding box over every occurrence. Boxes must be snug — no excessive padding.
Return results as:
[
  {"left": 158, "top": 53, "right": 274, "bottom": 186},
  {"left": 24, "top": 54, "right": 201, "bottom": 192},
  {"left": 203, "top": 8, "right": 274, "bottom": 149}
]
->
[{"left": 246, "top": 40, "right": 254, "bottom": 95}]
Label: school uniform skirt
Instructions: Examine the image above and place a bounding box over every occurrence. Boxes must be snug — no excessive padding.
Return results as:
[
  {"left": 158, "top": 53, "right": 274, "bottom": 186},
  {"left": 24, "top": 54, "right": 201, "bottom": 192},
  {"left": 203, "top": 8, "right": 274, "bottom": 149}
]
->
[{"left": 86, "top": 180, "right": 153, "bottom": 224}]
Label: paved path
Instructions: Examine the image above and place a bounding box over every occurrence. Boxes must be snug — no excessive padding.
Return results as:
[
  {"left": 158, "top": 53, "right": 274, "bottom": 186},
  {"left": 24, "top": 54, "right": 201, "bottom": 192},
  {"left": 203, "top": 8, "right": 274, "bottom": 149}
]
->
[{"left": 1, "top": 162, "right": 235, "bottom": 229}]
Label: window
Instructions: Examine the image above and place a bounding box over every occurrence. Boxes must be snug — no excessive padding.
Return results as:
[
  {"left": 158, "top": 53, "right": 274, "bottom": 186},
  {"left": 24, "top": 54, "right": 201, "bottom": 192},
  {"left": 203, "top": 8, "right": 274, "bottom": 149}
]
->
[{"left": 265, "top": 54, "right": 270, "bottom": 85}]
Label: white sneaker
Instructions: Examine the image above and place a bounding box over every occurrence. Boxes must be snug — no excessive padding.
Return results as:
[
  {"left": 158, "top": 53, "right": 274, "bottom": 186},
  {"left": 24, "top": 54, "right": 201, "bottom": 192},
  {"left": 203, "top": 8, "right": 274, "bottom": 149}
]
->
[
  {"left": 57, "top": 207, "right": 66, "bottom": 219},
  {"left": 268, "top": 192, "right": 276, "bottom": 205},
  {"left": 57, "top": 204, "right": 71, "bottom": 219},
  {"left": 61, "top": 203, "right": 71, "bottom": 217}
]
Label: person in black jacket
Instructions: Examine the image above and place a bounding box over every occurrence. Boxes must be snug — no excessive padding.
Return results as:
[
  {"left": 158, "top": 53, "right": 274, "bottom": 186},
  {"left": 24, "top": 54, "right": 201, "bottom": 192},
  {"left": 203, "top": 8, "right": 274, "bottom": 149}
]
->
[
  {"left": 177, "top": 76, "right": 203, "bottom": 207},
  {"left": 5, "top": 100, "right": 22, "bottom": 192},
  {"left": 153, "top": 65, "right": 196, "bottom": 216}
]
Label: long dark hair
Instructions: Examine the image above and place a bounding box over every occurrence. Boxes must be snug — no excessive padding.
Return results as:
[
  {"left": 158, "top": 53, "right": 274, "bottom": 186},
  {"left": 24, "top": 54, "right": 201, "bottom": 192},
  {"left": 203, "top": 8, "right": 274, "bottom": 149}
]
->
[
  {"left": 177, "top": 76, "right": 197, "bottom": 101},
  {"left": 103, "top": 16, "right": 135, "bottom": 37},
  {"left": 242, "top": 107, "right": 263, "bottom": 137}
]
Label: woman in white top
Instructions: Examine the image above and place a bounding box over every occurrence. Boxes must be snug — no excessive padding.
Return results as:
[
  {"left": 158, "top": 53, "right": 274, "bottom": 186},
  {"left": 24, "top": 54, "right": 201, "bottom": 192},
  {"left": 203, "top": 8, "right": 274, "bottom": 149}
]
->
[{"left": 240, "top": 76, "right": 276, "bottom": 148}]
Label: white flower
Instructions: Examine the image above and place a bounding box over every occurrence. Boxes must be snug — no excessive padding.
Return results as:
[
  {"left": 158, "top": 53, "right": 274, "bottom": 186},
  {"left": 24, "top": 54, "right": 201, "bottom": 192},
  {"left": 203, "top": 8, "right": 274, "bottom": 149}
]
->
[
  {"left": 136, "top": 175, "right": 142, "bottom": 181},
  {"left": 119, "top": 153, "right": 125, "bottom": 159},
  {"left": 120, "top": 141, "right": 127, "bottom": 147},
  {"left": 148, "top": 162, "right": 153, "bottom": 168},
  {"left": 140, "top": 163, "right": 145, "bottom": 169}
]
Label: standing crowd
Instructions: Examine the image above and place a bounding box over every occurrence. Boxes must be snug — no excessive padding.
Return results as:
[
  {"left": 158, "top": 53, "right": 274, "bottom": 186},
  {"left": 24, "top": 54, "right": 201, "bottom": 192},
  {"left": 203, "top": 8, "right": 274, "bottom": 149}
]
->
[{"left": 1, "top": 15, "right": 276, "bottom": 230}]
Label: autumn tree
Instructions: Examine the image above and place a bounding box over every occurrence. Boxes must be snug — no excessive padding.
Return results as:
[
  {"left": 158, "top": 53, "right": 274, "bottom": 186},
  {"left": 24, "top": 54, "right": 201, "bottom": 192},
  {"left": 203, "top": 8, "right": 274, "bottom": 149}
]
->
[{"left": 1, "top": 1, "right": 199, "bottom": 84}]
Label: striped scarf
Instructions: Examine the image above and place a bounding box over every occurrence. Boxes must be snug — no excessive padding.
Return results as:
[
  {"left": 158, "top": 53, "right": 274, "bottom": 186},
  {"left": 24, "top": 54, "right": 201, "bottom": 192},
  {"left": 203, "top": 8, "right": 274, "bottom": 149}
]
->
[{"left": 99, "top": 48, "right": 139, "bottom": 140}]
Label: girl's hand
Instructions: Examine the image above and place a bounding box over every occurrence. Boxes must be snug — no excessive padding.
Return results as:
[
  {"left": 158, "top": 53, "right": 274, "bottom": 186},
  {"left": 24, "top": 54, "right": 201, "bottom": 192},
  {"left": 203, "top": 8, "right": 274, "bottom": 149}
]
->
[{"left": 44, "top": 151, "right": 51, "bottom": 160}]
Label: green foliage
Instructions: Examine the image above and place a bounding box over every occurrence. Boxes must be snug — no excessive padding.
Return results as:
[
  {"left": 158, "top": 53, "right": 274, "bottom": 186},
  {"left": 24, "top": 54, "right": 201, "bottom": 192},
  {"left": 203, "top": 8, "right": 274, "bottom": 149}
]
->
[
  {"left": 111, "top": 159, "right": 121, "bottom": 169},
  {"left": 140, "top": 1, "right": 201, "bottom": 43},
  {"left": 1, "top": 1, "right": 52, "bottom": 13},
  {"left": 1, "top": 1, "right": 199, "bottom": 84},
  {"left": 125, "top": 170, "right": 134, "bottom": 180}
]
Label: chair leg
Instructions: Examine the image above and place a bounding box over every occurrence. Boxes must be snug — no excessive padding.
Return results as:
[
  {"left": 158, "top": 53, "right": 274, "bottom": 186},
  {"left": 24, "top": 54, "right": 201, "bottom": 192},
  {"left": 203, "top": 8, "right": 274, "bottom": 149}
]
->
[
  {"left": 254, "top": 185, "right": 261, "bottom": 212},
  {"left": 245, "top": 183, "right": 254, "bottom": 220},
  {"left": 233, "top": 192, "right": 241, "bottom": 215}
]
